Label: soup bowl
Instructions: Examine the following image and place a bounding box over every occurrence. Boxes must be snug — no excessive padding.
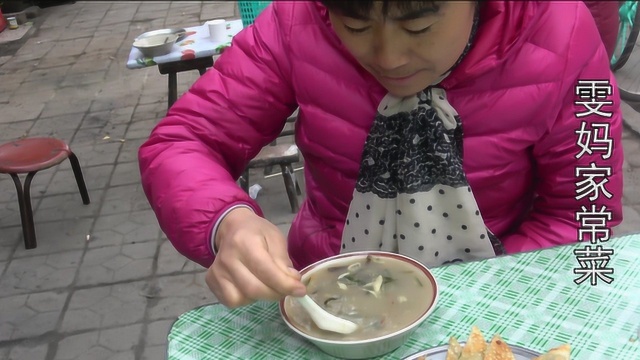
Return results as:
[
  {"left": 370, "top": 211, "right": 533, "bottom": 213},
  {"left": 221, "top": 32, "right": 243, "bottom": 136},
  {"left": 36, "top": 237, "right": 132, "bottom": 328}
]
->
[
  {"left": 133, "top": 33, "right": 179, "bottom": 58},
  {"left": 279, "top": 251, "right": 439, "bottom": 359}
]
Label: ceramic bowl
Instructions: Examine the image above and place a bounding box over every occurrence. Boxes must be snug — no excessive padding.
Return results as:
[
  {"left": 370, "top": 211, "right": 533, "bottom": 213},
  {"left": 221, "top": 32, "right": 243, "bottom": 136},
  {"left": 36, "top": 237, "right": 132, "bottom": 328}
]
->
[
  {"left": 133, "top": 33, "right": 179, "bottom": 58},
  {"left": 279, "top": 251, "right": 439, "bottom": 359}
]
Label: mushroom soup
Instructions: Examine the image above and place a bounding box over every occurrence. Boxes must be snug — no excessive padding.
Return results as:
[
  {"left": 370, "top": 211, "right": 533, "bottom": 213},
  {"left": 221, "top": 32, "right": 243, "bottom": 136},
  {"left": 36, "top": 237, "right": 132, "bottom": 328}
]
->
[{"left": 284, "top": 254, "right": 435, "bottom": 341}]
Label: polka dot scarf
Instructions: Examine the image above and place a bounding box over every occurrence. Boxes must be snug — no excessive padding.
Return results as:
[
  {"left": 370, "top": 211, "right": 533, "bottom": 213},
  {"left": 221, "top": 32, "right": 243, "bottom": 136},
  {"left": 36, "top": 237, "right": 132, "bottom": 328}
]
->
[
  {"left": 340, "top": 87, "right": 502, "bottom": 267},
  {"left": 340, "top": 4, "right": 505, "bottom": 267}
]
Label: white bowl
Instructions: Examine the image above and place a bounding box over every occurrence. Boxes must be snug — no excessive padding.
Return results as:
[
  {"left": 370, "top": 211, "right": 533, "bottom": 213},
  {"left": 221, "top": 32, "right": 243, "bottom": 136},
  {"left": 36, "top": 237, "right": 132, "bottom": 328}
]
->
[
  {"left": 133, "top": 33, "right": 178, "bottom": 58},
  {"left": 279, "top": 251, "right": 439, "bottom": 359}
]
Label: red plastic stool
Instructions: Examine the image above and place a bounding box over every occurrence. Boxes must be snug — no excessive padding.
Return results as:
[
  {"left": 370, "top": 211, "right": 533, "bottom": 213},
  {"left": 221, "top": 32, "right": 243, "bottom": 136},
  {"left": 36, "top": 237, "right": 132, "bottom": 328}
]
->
[{"left": 0, "top": 138, "right": 90, "bottom": 249}]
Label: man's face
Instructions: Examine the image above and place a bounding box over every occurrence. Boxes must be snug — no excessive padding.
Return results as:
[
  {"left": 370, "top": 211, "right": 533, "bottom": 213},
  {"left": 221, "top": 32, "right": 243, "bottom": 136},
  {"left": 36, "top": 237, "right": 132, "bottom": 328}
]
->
[{"left": 329, "top": 1, "right": 476, "bottom": 97}]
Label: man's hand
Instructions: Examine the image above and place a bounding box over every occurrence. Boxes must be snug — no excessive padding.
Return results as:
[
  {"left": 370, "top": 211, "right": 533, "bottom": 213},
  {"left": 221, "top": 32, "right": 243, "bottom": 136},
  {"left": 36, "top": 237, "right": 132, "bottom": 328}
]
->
[{"left": 205, "top": 207, "right": 307, "bottom": 308}]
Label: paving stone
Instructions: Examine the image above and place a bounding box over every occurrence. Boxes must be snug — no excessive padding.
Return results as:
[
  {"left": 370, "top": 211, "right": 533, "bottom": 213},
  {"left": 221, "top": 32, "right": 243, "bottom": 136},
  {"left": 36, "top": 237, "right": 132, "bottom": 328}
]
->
[
  {"left": 0, "top": 55, "right": 11, "bottom": 66},
  {"left": 613, "top": 205, "right": 640, "bottom": 237},
  {"left": 12, "top": 40, "right": 57, "bottom": 62},
  {"left": 0, "top": 228, "right": 20, "bottom": 261},
  {"left": 72, "top": 124, "right": 128, "bottom": 147},
  {"left": 40, "top": 96, "right": 93, "bottom": 119},
  {"left": 54, "top": 331, "right": 103, "bottom": 360},
  {"left": 110, "top": 161, "right": 141, "bottom": 187},
  {"left": 11, "top": 218, "right": 93, "bottom": 258},
  {"left": 139, "top": 2, "right": 170, "bottom": 12},
  {"left": 25, "top": 65, "right": 72, "bottom": 83},
  {"left": 157, "top": 238, "right": 201, "bottom": 276},
  {"left": 0, "top": 70, "right": 31, "bottom": 87},
  {"left": 48, "top": 164, "right": 114, "bottom": 195},
  {"left": 201, "top": 2, "right": 237, "bottom": 19},
  {"left": 53, "top": 326, "right": 140, "bottom": 360},
  {"left": 2, "top": 101, "right": 45, "bottom": 122},
  {"left": 5, "top": 341, "right": 49, "bottom": 360},
  {"left": 69, "top": 55, "right": 113, "bottom": 75},
  {"left": 0, "top": 120, "right": 34, "bottom": 142},
  {"left": 94, "top": 22, "right": 134, "bottom": 38},
  {"left": 164, "top": 15, "right": 201, "bottom": 28},
  {"left": 76, "top": 242, "right": 156, "bottom": 286},
  {"left": 141, "top": 345, "right": 166, "bottom": 360},
  {"left": 0, "top": 198, "right": 24, "bottom": 228},
  {"left": 35, "top": 192, "right": 99, "bottom": 222},
  {"left": 84, "top": 33, "right": 128, "bottom": 55},
  {"left": 0, "top": 251, "right": 82, "bottom": 296},
  {"left": 31, "top": 25, "right": 67, "bottom": 42},
  {"left": 133, "top": 10, "right": 169, "bottom": 22},
  {"left": 40, "top": 9, "right": 80, "bottom": 29},
  {"left": 82, "top": 106, "right": 135, "bottom": 130},
  {"left": 132, "top": 103, "right": 166, "bottom": 120},
  {"left": 61, "top": 71, "right": 108, "bottom": 88},
  {"left": 622, "top": 133, "right": 640, "bottom": 168},
  {"left": 144, "top": 319, "right": 173, "bottom": 346},
  {"left": 101, "top": 8, "right": 138, "bottom": 27},
  {"left": 116, "top": 137, "right": 146, "bottom": 163},
  {"left": 136, "top": 93, "right": 167, "bottom": 106},
  {"left": 100, "top": 324, "right": 143, "bottom": 352},
  {"left": 74, "top": 4, "right": 111, "bottom": 21},
  {"left": 89, "top": 94, "right": 141, "bottom": 113},
  {"left": 57, "top": 30, "right": 94, "bottom": 43},
  {"left": 0, "top": 56, "right": 40, "bottom": 73},
  {"left": 147, "top": 273, "right": 213, "bottom": 321},
  {"left": 0, "top": 90, "right": 12, "bottom": 104},
  {"left": 90, "top": 210, "right": 159, "bottom": 248},
  {"left": 50, "top": 37, "right": 92, "bottom": 59},
  {"left": 12, "top": 78, "right": 59, "bottom": 98},
  {"left": 623, "top": 166, "right": 640, "bottom": 205},
  {"left": 0, "top": 290, "right": 67, "bottom": 341},
  {"left": 67, "top": 142, "right": 123, "bottom": 168},
  {"left": 61, "top": 281, "right": 148, "bottom": 332},
  {"left": 97, "top": 78, "right": 145, "bottom": 101},
  {"left": 30, "top": 112, "right": 84, "bottom": 135},
  {"left": 125, "top": 119, "right": 158, "bottom": 140},
  {"left": 99, "top": 183, "right": 152, "bottom": 216}
]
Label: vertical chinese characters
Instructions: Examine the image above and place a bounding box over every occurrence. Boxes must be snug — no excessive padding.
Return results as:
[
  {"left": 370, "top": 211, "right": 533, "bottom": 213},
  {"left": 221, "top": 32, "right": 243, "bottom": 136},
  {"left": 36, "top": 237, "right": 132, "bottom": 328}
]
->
[{"left": 573, "top": 80, "right": 615, "bottom": 286}]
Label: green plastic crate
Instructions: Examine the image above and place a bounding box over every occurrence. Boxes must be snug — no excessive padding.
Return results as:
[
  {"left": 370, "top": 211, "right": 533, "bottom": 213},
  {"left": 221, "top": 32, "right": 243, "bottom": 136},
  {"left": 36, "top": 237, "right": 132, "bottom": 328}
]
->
[{"left": 238, "top": 1, "right": 272, "bottom": 27}]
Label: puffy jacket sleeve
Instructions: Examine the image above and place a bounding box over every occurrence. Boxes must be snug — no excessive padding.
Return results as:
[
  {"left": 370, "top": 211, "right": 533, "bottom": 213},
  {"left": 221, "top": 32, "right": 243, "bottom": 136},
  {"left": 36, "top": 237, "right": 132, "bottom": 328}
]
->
[
  {"left": 501, "top": 7, "right": 624, "bottom": 253},
  {"left": 138, "top": 3, "right": 297, "bottom": 268}
]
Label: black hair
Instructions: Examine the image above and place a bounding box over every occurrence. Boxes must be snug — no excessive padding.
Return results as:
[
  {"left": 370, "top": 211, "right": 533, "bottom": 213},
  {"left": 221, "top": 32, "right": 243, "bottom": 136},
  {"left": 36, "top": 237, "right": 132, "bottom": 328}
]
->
[{"left": 319, "top": 0, "right": 440, "bottom": 19}]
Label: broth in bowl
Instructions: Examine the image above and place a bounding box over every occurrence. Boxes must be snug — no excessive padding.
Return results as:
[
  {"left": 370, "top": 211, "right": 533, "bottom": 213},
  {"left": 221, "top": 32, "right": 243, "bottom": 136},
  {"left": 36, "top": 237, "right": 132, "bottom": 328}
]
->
[{"left": 283, "top": 253, "right": 436, "bottom": 342}]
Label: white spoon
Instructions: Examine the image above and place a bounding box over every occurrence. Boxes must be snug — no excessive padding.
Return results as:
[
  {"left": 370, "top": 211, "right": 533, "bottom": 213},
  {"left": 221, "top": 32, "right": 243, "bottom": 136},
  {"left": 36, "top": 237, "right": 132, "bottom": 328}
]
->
[{"left": 295, "top": 295, "right": 359, "bottom": 334}]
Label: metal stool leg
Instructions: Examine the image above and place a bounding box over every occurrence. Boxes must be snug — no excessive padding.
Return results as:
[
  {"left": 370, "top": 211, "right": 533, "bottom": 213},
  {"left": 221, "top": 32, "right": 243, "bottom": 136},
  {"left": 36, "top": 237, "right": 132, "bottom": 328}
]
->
[
  {"left": 280, "top": 164, "right": 299, "bottom": 213},
  {"left": 239, "top": 169, "right": 249, "bottom": 193},
  {"left": 10, "top": 172, "right": 38, "bottom": 249},
  {"left": 167, "top": 72, "right": 178, "bottom": 111},
  {"left": 68, "top": 152, "right": 90, "bottom": 205},
  {"left": 289, "top": 164, "right": 302, "bottom": 196}
]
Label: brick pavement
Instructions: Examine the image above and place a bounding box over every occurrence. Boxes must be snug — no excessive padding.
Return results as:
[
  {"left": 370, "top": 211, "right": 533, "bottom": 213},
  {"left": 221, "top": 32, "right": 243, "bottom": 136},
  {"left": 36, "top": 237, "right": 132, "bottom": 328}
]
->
[{"left": 0, "top": 2, "right": 638, "bottom": 360}]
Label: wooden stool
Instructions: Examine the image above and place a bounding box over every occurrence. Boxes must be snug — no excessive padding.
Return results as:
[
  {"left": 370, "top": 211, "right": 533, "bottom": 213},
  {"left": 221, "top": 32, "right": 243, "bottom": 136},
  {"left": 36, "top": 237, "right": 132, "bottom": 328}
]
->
[
  {"left": 158, "top": 56, "right": 213, "bottom": 111},
  {"left": 0, "top": 138, "right": 90, "bottom": 249},
  {"left": 239, "top": 143, "right": 302, "bottom": 213}
]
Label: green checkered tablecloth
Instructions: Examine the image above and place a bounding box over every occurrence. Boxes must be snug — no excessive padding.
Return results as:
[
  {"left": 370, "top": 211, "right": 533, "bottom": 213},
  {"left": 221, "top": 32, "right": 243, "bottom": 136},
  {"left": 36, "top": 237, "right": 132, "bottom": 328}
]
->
[{"left": 167, "top": 235, "right": 640, "bottom": 359}]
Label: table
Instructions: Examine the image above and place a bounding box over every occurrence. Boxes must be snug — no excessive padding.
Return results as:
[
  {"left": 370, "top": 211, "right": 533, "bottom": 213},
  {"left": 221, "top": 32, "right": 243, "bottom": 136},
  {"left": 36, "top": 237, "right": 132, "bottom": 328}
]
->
[
  {"left": 126, "top": 19, "right": 244, "bottom": 110},
  {"left": 166, "top": 234, "right": 640, "bottom": 359}
]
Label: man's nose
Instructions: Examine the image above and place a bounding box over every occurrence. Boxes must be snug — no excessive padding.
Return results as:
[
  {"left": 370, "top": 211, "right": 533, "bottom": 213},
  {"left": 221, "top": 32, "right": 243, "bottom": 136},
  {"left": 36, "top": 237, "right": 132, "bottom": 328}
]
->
[{"left": 372, "top": 35, "right": 410, "bottom": 72}]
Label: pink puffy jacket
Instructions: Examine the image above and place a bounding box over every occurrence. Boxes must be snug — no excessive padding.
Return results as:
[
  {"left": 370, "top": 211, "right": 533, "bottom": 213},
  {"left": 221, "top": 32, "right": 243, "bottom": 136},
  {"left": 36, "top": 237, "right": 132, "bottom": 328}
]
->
[{"left": 139, "top": 1, "right": 624, "bottom": 270}]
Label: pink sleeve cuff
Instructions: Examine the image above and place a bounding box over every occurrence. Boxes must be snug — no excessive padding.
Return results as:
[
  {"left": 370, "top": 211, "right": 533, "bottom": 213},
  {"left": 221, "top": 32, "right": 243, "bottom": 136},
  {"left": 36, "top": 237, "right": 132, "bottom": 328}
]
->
[{"left": 210, "top": 204, "right": 256, "bottom": 256}]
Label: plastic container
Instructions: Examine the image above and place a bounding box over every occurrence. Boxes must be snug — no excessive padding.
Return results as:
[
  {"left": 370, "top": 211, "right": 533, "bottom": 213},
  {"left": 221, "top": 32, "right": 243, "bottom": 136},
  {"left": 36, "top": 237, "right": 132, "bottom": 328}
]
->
[
  {"left": 8, "top": 17, "right": 18, "bottom": 30},
  {"left": 238, "top": 1, "right": 272, "bottom": 27}
]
